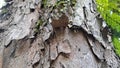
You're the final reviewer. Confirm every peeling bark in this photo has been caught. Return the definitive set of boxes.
[0,0,120,68]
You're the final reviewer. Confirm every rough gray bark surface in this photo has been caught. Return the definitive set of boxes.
[0,0,120,68]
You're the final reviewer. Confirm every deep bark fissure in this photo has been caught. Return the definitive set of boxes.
[0,0,120,68]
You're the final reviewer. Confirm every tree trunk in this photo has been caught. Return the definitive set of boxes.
[0,0,120,68]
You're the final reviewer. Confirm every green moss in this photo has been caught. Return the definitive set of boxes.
[34,19,43,33]
[55,0,76,7]
[41,0,47,8]
[53,0,76,13]
[36,19,43,28]
[40,0,77,18]
[1,8,8,14]
[71,0,77,7]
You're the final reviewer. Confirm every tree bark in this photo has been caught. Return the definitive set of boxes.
[0,0,120,68]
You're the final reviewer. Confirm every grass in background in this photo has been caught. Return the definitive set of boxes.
[96,0,120,56]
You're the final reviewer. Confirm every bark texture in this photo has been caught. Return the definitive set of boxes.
[0,0,120,68]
